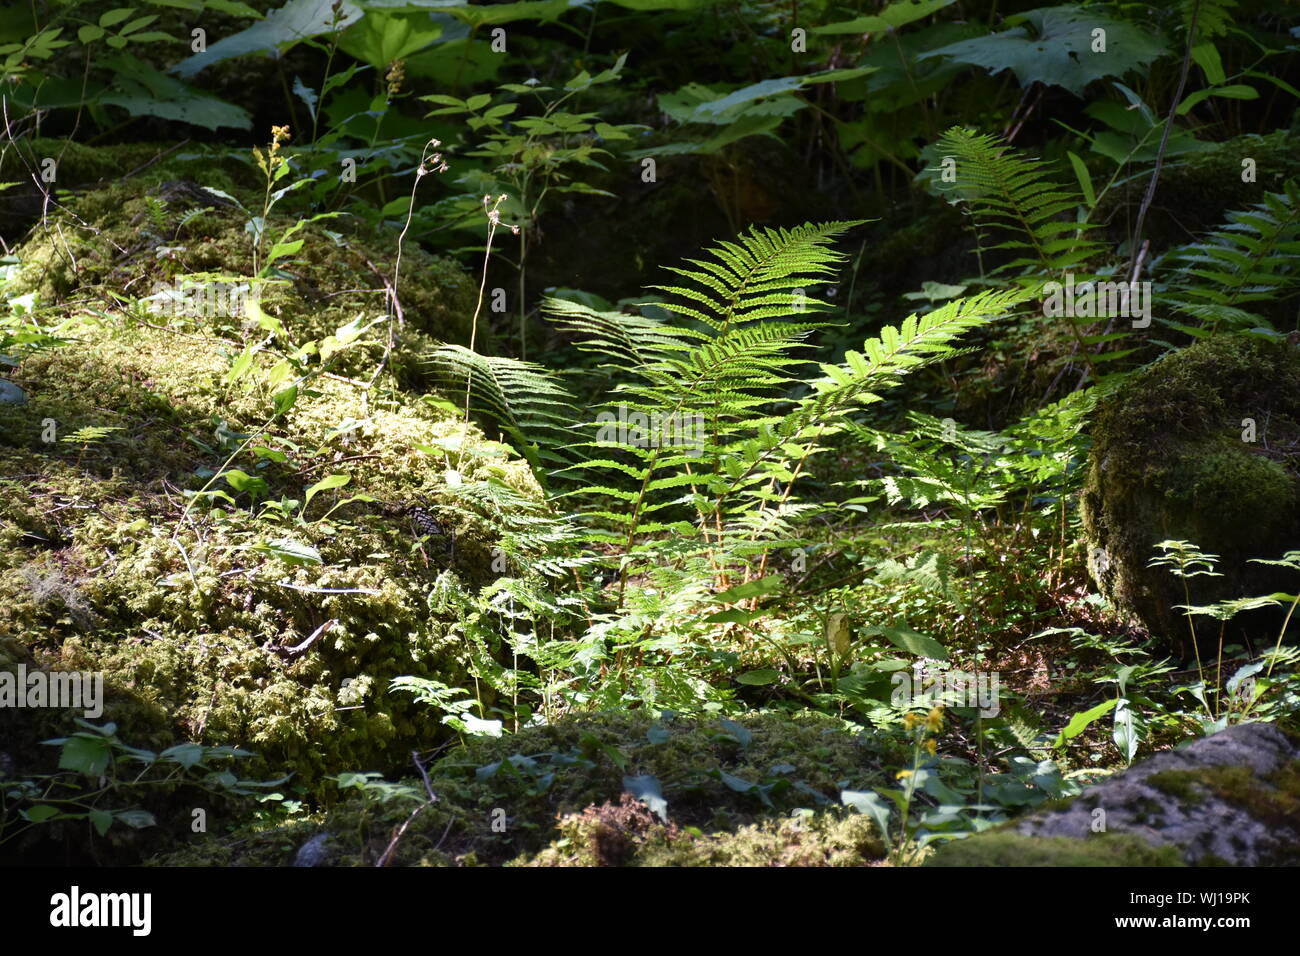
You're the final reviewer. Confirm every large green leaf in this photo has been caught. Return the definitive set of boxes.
[814,0,955,35]
[100,53,250,129]
[605,0,718,8]
[171,0,364,77]
[841,789,893,839]
[405,37,502,85]
[689,67,876,122]
[866,625,949,660]
[303,473,350,512]
[337,9,444,67]
[254,537,322,565]
[919,6,1167,97]
[1052,698,1118,748]
[58,735,112,776]
[439,0,569,27]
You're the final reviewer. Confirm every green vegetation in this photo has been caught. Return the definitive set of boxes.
[1,0,1299,869]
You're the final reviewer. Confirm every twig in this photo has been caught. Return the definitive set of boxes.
[115,139,192,185]
[374,803,428,867]
[272,618,336,659]
[273,581,383,595]
[374,751,441,867]
[1127,0,1202,285]
[413,751,439,804]
[290,453,382,477]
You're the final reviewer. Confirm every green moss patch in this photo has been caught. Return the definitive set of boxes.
[4,174,477,385]
[0,315,540,791]
[925,831,1186,867]
[149,710,894,866]
[1081,333,1300,650]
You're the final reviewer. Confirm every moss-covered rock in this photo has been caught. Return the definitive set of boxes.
[3,173,478,385]
[1080,334,1300,652]
[521,795,885,867]
[0,139,254,243]
[147,710,895,866]
[928,723,1300,866]
[0,313,540,797]
[927,831,1185,866]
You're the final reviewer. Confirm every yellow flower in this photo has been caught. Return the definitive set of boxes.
[253,126,292,177]
[385,59,405,98]
[903,712,923,731]
[924,738,937,756]
[896,769,913,780]
[925,705,945,733]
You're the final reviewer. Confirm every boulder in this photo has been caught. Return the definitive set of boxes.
[1080,334,1300,655]
[3,171,479,387]
[929,722,1300,866]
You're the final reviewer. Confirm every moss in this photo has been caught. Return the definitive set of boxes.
[520,800,885,867]
[1081,333,1300,651]
[146,710,891,866]
[925,831,1187,867]
[0,140,251,243]
[4,175,479,385]
[0,139,179,188]
[1096,130,1300,258]
[0,315,540,794]
[634,813,884,867]
[1167,444,1294,526]
[1146,769,1206,804]
[1195,761,1300,832]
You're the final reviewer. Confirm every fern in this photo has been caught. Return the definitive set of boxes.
[543,222,1036,607]
[545,222,862,594]
[423,344,578,479]
[1157,180,1300,334]
[785,288,1029,429]
[60,425,122,445]
[937,127,1103,277]
[1184,0,1236,39]
[143,196,170,236]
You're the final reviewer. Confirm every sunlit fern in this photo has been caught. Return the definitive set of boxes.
[423,344,578,480]
[1155,180,1300,335]
[544,222,1032,604]
[936,127,1103,278]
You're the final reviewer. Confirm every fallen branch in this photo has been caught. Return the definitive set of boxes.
[272,618,336,659]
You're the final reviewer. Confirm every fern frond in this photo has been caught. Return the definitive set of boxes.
[424,344,578,476]
[788,287,1032,431]
[542,297,694,369]
[647,220,866,332]
[1184,0,1236,38]
[1158,180,1300,333]
[143,196,169,235]
[938,127,1102,275]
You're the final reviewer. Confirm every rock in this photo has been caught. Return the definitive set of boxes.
[4,174,481,385]
[1081,334,1300,654]
[292,833,334,867]
[928,723,1300,866]
[1095,130,1300,263]
[0,380,26,405]
[0,318,539,793]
